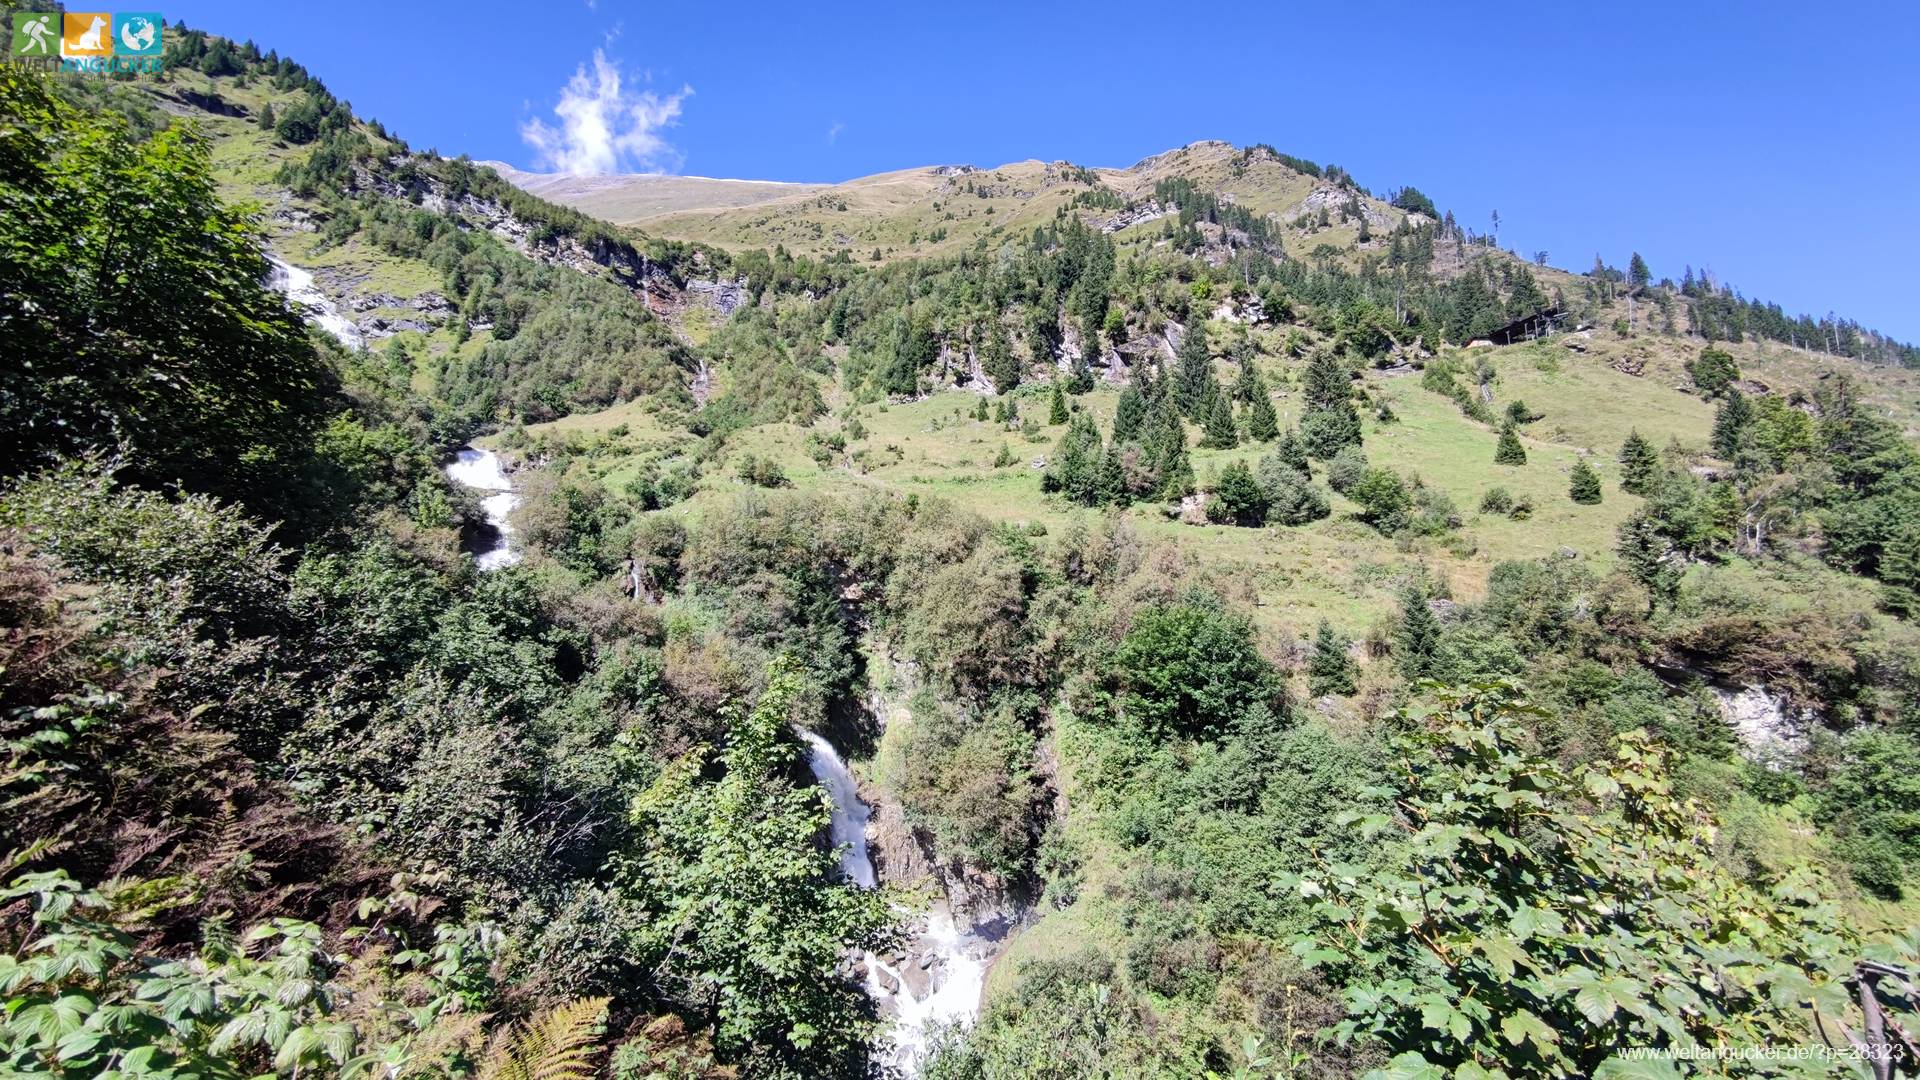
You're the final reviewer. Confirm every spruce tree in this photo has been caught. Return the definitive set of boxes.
[1275,427,1310,477]
[983,319,1021,393]
[1618,430,1659,494]
[1243,367,1280,442]
[1048,381,1069,425]
[1302,350,1351,414]
[1153,411,1194,499]
[1394,584,1442,680]
[1711,388,1753,459]
[1175,319,1213,417]
[1201,393,1239,449]
[1042,414,1104,505]
[972,397,990,422]
[1569,458,1603,504]
[1113,385,1147,445]
[1308,619,1357,696]
[1617,509,1680,610]
[1495,420,1528,466]
[257,101,276,132]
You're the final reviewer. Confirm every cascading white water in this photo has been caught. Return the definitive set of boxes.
[444,447,521,570]
[265,256,365,350]
[796,729,877,888]
[797,729,992,1074]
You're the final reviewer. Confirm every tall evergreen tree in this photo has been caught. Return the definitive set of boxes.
[1048,381,1069,425]
[1275,427,1310,477]
[1711,388,1754,459]
[1201,393,1239,449]
[1175,319,1214,417]
[1308,619,1357,696]
[1042,413,1104,505]
[1495,420,1528,466]
[1617,509,1681,610]
[1629,251,1652,290]
[1393,584,1442,680]
[1242,364,1279,442]
[1152,410,1194,499]
[983,319,1020,394]
[1112,384,1147,445]
[1618,430,1659,494]
[1569,458,1603,504]
[1301,350,1351,414]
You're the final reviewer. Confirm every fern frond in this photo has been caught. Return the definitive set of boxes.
[479,997,609,1080]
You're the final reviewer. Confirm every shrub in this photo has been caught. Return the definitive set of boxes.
[1480,487,1515,514]
[1109,599,1283,739]
[1325,446,1368,495]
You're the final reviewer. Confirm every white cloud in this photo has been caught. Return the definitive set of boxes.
[521,50,691,176]
[827,121,845,145]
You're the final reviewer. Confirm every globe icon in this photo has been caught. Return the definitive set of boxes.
[118,16,157,55]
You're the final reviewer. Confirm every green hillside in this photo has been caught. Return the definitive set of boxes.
[7,17,1920,1080]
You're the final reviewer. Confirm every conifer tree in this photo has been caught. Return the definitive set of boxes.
[1176,319,1214,417]
[1569,458,1603,504]
[1495,420,1528,466]
[1711,388,1753,459]
[1275,427,1310,477]
[257,101,276,131]
[1308,619,1357,696]
[1153,411,1194,499]
[1302,350,1351,414]
[1617,509,1681,610]
[1048,381,1069,425]
[1301,350,1362,458]
[972,397,990,422]
[1201,393,1239,449]
[1618,430,1659,494]
[1393,584,1442,680]
[993,398,1014,426]
[1042,414,1104,505]
[1242,366,1280,442]
[1112,384,1147,445]
[983,319,1021,393]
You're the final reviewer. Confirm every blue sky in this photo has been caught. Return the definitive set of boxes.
[168,0,1920,340]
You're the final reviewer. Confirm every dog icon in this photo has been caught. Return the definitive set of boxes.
[63,13,112,56]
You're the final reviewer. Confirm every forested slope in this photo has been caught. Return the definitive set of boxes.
[6,18,1920,1080]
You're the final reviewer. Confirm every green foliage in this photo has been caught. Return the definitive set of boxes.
[1308,620,1357,697]
[1047,382,1069,425]
[1206,461,1266,526]
[1479,487,1514,515]
[1687,345,1740,396]
[1568,459,1602,504]
[0,870,506,1080]
[1351,469,1412,534]
[620,659,898,1072]
[891,697,1038,877]
[1200,393,1239,450]
[1710,387,1754,459]
[1494,421,1528,466]
[1107,600,1284,740]
[1617,431,1659,495]
[0,70,328,515]
[1294,682,1914,1078]
[1392,585,1442,680]
[1815,729,1920,898]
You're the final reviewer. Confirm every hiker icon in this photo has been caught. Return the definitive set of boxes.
[13,13,55,54]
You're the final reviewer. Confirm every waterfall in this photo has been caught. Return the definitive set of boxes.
[795,729,877,888]
[797,728,992,1074]
[444,447,521,570]
[265,256,364,350]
